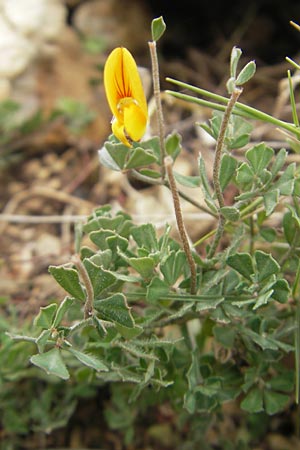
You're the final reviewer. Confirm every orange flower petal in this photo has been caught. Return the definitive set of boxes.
[123,102,147,142]
[104,47,148,145]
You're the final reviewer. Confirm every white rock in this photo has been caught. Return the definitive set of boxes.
[2,0,66,39]
[39,1,67,40]
[0,16,34,78]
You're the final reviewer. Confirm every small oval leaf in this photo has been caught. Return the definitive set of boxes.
[236,60,256,85]
[151,16,166,41]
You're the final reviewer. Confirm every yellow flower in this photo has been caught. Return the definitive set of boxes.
[104,47,148,147]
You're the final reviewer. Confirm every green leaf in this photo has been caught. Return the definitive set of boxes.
[229,133,251,149]
[174,171,201,188]
[236,162,254,187]
[196,378,222,397]
[236,60,256,85]
[30,348,70,380]
[230,46,242,79]
[241,328,278,350]
[274,162,295,195]
[101,142,129,170]
[220,206,240,222]
[271,278,290,303]
[220,154,237,190]
[246,143,274,175]
[151,16,166,41]
[283,210,299,244]
[49,265,86,301]
[269,371,294,392]
[136,136,161,160]
[68,347,108,372]
[165,132,182,160]
[126,256,156,278]
[139,168,161,178]
[115,324,143,339]
[184,390,218,414]
[90,229,128,253]
[90,215,125,232]
[89,250,112,270]
[131,223,158,251]
[53,297,74,327]
[263,189,279,216]
[34,303,57,328]
[36,330,52,353]
[146,276,170,303]
[94,293,135,328]
[83,259,116,298]
[253,289,273,310]
[195,297,224,312]
[93,315,107,337]
[124,147,157,169]
[160,250,186,285]
[264,390,290,415]
[254,250,280,282]
[241,388,263,413]
[187,352,201,391]
[271,148,287,177]
[227,253,254,281]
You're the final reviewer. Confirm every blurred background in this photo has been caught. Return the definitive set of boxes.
[0,0,300,448]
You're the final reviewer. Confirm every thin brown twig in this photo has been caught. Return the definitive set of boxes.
[165,156,197,294]
[207,87,242,258]
[149,40,166,179]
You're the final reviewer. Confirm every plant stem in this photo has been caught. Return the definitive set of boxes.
[149,40,166,179]
[207,87,242,258]
[165,156,197,294]
[72,254,94,319]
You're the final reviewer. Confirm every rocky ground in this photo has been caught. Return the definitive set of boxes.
[0,1,299,448]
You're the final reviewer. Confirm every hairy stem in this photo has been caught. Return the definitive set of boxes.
[149,40,166,179]
[165,156,197,294]
[208,87,242,258]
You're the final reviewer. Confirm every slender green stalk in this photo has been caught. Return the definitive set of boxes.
[239,197,263,218]
[287,70,300,127]
[72,254,94,319]
[165,156,197,294]
[207,87,242,258]
[286,57,300,71]
[249,216,255,255]
[149,40,166,178]
[166,77,300,138]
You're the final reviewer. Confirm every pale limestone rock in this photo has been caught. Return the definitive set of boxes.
[0,0,68,114]
[2,0,66,40]
[0,16,34,78]
[0,0,67,81]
